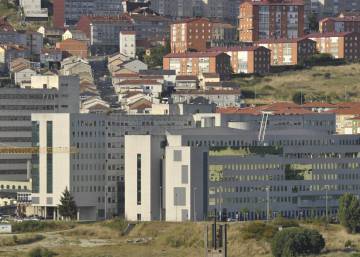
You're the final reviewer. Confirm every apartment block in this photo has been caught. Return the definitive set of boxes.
[208,46,271,74]
[238,0,305,42]
[307,32,360,61]
[76,15,134,52]
[124,110,360,222]
[0,75,79,183]
[129,14,170,44]
[305,0,360,18]
[171,18,213,53]
[256,37,317,66]
[320,16,360,33]
[30,113,196,219]
[53,0,124,28]
[163,52,231,80]
[150,0,193,18]
[172,89,243,107]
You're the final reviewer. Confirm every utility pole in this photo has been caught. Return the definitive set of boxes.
[325,185,328,220]
[266,186,270,222]
[193,187,197,221]
[160,186,162,221]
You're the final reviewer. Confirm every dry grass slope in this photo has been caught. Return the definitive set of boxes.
[1,221,360,257]
[233,63,360,104]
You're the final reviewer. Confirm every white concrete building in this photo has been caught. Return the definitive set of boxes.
[119,31,136,59]
[19,0,48,20]
[0,75,79,183]
[30,113,196,219]
[125,111,360,222]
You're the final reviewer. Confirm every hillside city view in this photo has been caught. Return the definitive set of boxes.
[1,0,360,256]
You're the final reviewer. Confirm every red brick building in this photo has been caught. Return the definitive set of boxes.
[171,18,213,53]
[238,0,305,42]
[255,37,316,66]
[208,46,271,74]
[319,16,360,33]
[307,32,360,62]
[53,0,65,28]
[56,39,88,58]
[163,52,231,80]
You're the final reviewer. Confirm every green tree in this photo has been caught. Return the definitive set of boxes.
[58,187,77,220]
[271,227,325,257]
[144,44,170,68]
[28,247,56,257]
[292,91,305,105]
[338,193,360,233]
[308,13,319,32]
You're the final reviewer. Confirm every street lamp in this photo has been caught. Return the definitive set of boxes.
[324,185,329,220]
[265,186,270,222]
[193,187,197,221]
[160,186,162,221]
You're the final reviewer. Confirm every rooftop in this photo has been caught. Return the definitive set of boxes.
[164,52,225,58]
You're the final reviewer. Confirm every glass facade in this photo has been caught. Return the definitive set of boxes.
[31,121,40,193]
[137,154,141,205]
[47,121,53,194]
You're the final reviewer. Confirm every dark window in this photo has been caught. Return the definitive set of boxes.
[137,154,141,205]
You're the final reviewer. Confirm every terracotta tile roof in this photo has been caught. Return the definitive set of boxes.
[208,46,267,52]
[173,89,241,95]
[348,116,360,121]
[216,107,262,115]
[123,91,143,98]
[118,79,162,85]
[256,37,311,44]
[0,44,27,51]
[85,15,133,23]
[128,99,152,110]
[171,17,210,25]
[242,0,304,6]
[164,52,225,58]
[114,73,140,78]
[321,16,360,22]
[301,102,336,108]
[307,32,357,38]
[176,75,198,80]
[202,73,220,78]
[325,107,360,115]
[129,13,170,22]
[120,31,136,35]
[334,102,360,108]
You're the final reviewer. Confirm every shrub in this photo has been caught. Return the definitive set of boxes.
[271,227,325,257]
[242,222,277,241]
[272,217,299,228]
[345,240,354,248]
[101,218,128,233]
[12,221,75,233]
[0,234,44,246]
[28,247,56,257]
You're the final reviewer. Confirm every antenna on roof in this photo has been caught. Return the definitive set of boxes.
[258,111,270,144]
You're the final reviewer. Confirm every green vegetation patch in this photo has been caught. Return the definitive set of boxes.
[12,221,75,233]
[285,164,312,180]
[209,146,283,157]
[0,234,44,246]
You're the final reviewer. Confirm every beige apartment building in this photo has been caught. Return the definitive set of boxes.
[256,37,317,66]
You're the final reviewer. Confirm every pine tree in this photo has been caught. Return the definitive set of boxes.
[58,187,77,220]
